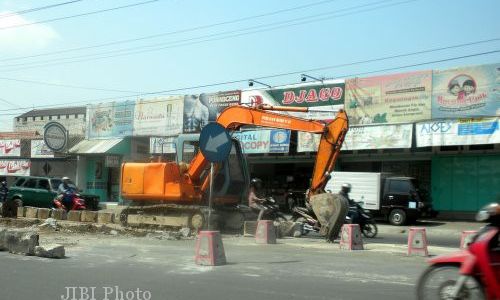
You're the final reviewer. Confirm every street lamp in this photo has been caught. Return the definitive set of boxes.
[301,74,323,83]
[248,79,271,88]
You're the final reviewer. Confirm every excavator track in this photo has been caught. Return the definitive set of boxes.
[119,203,253,231]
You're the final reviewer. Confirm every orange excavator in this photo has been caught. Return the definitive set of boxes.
[120,104,349,241]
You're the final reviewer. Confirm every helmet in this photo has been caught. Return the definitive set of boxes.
[250,178,263,189]
[1,181,6,186]
[476,203,500,223]
[341,183,351,193]
[62,177,70,181]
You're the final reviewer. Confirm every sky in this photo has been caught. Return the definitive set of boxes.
[0,0,499,131]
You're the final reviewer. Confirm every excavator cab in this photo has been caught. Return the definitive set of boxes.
[176,134,250,205]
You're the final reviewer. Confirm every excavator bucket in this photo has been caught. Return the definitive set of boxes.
[309,193,349,242]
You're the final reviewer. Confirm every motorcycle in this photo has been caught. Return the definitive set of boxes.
[53,190,87,211]
[347,201,378,238]
[291,204,321,235]
[260,197,288,222]
[416,203,500,300]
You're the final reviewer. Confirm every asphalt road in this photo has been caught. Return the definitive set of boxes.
[0,230,440,300]
[0,219,482,300]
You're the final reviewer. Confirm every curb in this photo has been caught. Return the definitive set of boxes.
[17,206,117,225]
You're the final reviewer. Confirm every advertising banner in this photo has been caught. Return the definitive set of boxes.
[134,96,184,136]
[0,139,21,157]
[345,70,432,125]
[343,124,413,150]
[0,160,30,176]
[416,117,499,147]
[183,91,241,133]
[432,63,500,118]
[31,140,54,158]
[88,100,134,138]
[241,80,345,120]
[234,129,290,154]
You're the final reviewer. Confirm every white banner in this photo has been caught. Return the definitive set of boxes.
[344,124,413,150]
[0,160,30,176]
[31,140,54,158]
[416,117,499,147]
[233,129,290,154]
[134,97,184,136]
[0,139,21,157]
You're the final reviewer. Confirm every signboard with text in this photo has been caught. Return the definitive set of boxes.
[233,129,290,154]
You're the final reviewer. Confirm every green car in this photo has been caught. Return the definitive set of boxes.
[7,176,100,210]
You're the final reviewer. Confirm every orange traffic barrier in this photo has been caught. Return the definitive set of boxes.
[460,230,478,249]
[255,220,276,244]
[339,224,364,250]
[194,231,226,266]
[407,227,429,256]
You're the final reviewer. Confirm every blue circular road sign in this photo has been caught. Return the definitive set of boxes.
[199,123,232,162]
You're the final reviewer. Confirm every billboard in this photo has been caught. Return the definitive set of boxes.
[0,160,30,176]
[416,117,499,147]
[134,96,184,136]
[343,124,413,150]
[233,129,290,154]
[345,70,432,125]
[241,80,345,120]
[88,100,134,138]
[183,91,241,133]
[0,139,21,157]
[31,140,54,158]
[432,63,500,118]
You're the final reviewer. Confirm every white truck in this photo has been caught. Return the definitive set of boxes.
[326,171,435,225]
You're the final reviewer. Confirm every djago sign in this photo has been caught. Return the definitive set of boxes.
[199,123,232,163]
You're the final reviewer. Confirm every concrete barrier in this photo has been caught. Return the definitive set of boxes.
[67,211,81,222]
[81,211,98,223]
[25,207,38,219]
[97,212,115,224]
[51,209,66,220]
[243,221,258,236]
[37,208,50,219]
[17,207,26,218]
[2,228,39,255]
[35,244,65,258]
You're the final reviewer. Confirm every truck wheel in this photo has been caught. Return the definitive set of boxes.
[389,209,406,226]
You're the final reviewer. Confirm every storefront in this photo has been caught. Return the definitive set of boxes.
[70,138,131,202]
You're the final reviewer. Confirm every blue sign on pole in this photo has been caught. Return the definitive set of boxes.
[199,123,232,162]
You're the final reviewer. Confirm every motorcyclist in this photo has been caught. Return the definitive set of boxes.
[248,178,268,221]
[57,177,77,209]
[340,183,360,224]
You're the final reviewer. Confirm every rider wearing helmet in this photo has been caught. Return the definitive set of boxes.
[248,178,268,221]
[57,177,77,208]
[340,183,359,224]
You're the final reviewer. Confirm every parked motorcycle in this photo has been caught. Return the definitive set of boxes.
[416,202,500,300]
[260,197,288,222]
[347,201,378,238]
[291,205,321,235]
[53,191,87,211]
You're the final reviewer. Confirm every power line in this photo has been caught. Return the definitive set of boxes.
[0,0,84,19]
[0,0,416,72]
[0,0,339,63]
[0,97,20,108]
[0,48,497,115]
[0,0,160,31]
[0,76,144,93]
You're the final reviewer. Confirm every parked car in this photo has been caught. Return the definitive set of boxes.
[7,176,100,210]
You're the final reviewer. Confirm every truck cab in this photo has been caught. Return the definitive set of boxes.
[381,176,433,225]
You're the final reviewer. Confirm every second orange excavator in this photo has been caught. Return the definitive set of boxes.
[120,104,349,241]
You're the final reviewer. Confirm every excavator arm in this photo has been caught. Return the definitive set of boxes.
[187,104,349,241]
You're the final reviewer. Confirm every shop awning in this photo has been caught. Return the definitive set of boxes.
[69,138,126,154]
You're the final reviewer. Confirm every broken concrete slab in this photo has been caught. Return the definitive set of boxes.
[276,221,303,238]
[34,244,65,258]
[4,228,39,255]
[81,211,98,222]
[37,208,50,219]
[179,227,191,238]
[97,212,115,224]
[67,211,81,222]
[25,207,38,219]
[38,218,58,230]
